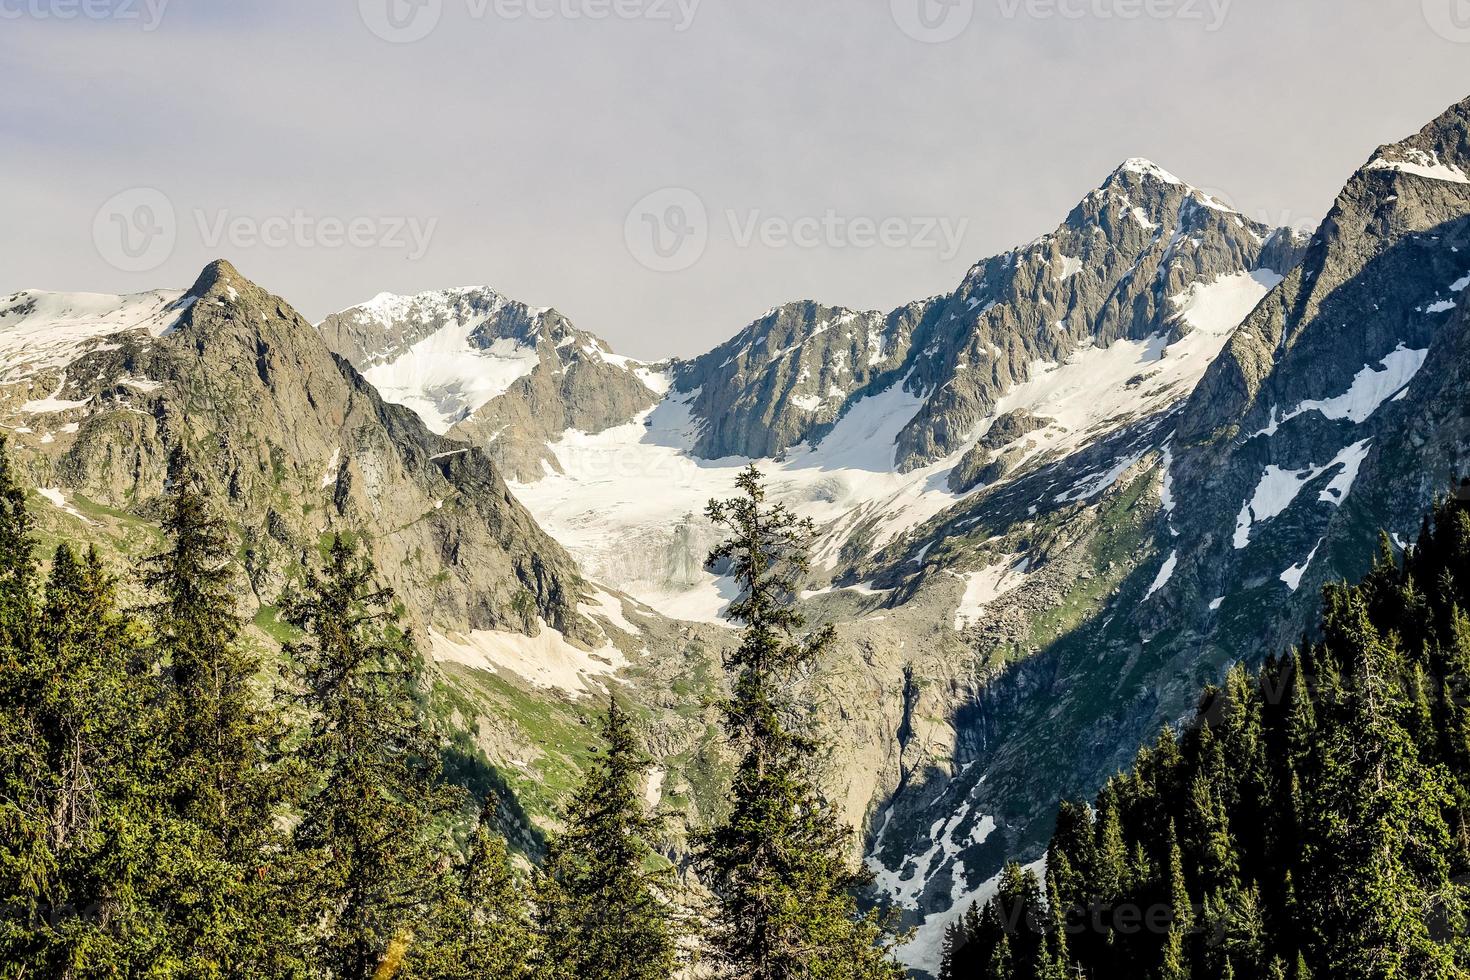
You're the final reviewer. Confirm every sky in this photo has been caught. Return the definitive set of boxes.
[3,0,1469,360]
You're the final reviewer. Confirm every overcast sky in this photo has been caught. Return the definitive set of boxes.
[3,0,1468,359]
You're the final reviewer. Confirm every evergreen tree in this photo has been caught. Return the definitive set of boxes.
[0,437,42,961]
[141,460,274,838]
[1159,822,1192,980]
[407,798,537,980]
[696,465,904,980]
[1301,589,1462,979]
[0,436,35,655]
[283,535,461,979]
[6,546,173,975]
[140,464,298,974]
[1024,492,1470,980]
[537,696,677,980]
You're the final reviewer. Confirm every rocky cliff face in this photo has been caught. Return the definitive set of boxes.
[671,299,937,460]
[4,261,596,644]
[319,288,662,481]
[890,160,1305,471]
[663,162,1305,472]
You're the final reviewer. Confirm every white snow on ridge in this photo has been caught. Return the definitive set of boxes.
[0,289,192,382]
[428,619,628,698]
[1253,345,1427,434]
[952,559,1031,629]
[1366,148,1470,185]
[1120,158,1184,186]
[1233,441,1371,549]
[362,321,540,434]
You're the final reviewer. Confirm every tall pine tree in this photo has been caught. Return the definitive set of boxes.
[407,798,538,980]
[537,696,678,980]
[283,535,461,978]
[139,460,299,974]
[697,464,904,980]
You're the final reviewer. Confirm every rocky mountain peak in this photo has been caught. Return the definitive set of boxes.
[185,257,248,299]
[319,284,664,480]
[888,159,1304,470]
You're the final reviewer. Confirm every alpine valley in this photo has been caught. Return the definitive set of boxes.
[7,94,1470,976]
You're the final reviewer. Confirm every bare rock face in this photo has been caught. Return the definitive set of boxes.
[6,260,594,644]
[670,299,937,460]
[665,163,1305,472]
[947,409,1048,492]
[890,161,1306,471]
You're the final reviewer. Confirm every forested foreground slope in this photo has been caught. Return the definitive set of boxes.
[944,493,1470,980]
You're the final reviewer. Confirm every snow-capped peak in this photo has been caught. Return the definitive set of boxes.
[1116,157,1186,187]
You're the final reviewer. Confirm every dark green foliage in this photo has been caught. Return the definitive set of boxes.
[0,438,562,978]
[696,464,905,980]
[140,464,302,975]
[1,543,174,975]
[282,534,463,978]
[946,498,1470,980]
[537,696,677,980]
[406,798,538,980]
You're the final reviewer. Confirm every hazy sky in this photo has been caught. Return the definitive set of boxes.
[3,0,1468,359]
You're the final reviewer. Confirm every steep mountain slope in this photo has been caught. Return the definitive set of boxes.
[319,288,664,482]
[846,95,1470,973]
[0,261,727,844]
[3,261,589,642]
[671,299,936,461]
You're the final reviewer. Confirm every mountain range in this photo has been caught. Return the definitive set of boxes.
[4,93,1469,976]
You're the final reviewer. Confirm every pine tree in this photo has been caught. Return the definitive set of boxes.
[139,463,298,974]
[696,465,904,980]
[284,535,461,979]
[1301,589,1462,979]
[141,460,273,838]
[1040,875,1072,980]
[1159,821,1192,980]
[537,696,677,980]
[0,436,35,654]
[8,546,174,975]
[0,437,43,961]
[407,798,537,979]
[992,863,1046,980]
